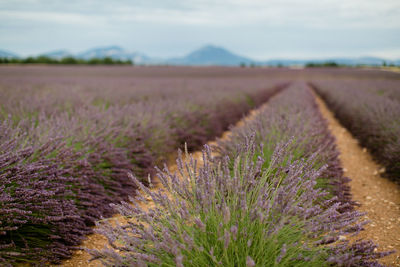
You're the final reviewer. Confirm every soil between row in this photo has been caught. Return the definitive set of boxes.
[313,90,400,266]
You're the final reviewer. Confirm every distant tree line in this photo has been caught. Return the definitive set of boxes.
[239,62,260,68]
[0,56,133,65]
[305,61,339,68]
[306,61,399,68]
[381,61,397,67]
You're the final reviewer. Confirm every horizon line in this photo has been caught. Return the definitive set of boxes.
[1,44,400,61]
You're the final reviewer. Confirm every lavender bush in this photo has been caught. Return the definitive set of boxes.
[89,83,390,266]
[217,83,352,207]
[310,81,400,180]
[308,79,400,102]
[0,66,286,265]
[0,119,88,265]
[89,144,387,266]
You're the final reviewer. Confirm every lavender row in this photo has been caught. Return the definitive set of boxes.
[217,82,352,208]
[310,80,400,180]
[217,83,388,264]
[309,79,400,103]
[90,83,389,266]
[0,70,286,265]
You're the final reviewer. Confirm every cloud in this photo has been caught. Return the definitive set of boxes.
[1,0,399,28]
[0,10,103,26]
[0,0,399,58]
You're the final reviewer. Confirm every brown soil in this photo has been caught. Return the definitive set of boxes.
[313,89,400,266]
[57,99,268,267]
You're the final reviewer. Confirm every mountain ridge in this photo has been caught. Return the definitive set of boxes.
[167,45,254,66]
[0,49,19,59]
[1,46,399,66]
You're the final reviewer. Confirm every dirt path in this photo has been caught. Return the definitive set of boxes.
[58,98,268,267]
[312,89,400,266]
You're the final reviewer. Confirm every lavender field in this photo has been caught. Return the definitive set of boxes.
[0,66,399,266]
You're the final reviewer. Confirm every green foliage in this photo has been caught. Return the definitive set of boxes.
[305,61,339,68]
[0,56,133,65]
[244,95,256,108]
[2,224,54,264]
[60,57,80,64]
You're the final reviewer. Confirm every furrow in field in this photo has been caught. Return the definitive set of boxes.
[312,88,400,266]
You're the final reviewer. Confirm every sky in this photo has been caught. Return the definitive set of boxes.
[1,0,400,60]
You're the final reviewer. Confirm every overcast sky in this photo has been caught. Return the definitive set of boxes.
[1,0,400,59]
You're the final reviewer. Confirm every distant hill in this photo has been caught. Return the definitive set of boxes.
[78,46,127,59]
[167,45,254,66]
[0,49,19,59]
[77,46,153,64]
[41,50,73,60]
[1,45,399,66]
[38,46,154,64]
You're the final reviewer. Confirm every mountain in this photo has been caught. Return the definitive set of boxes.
[167,45,254,66]
[1,45,399,66]
[0,49,19,58]
[41,50,73,59]
[78,46,127,59]
[76,45,153,64]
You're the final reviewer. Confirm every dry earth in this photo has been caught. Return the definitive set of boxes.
[313,89,400,266]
